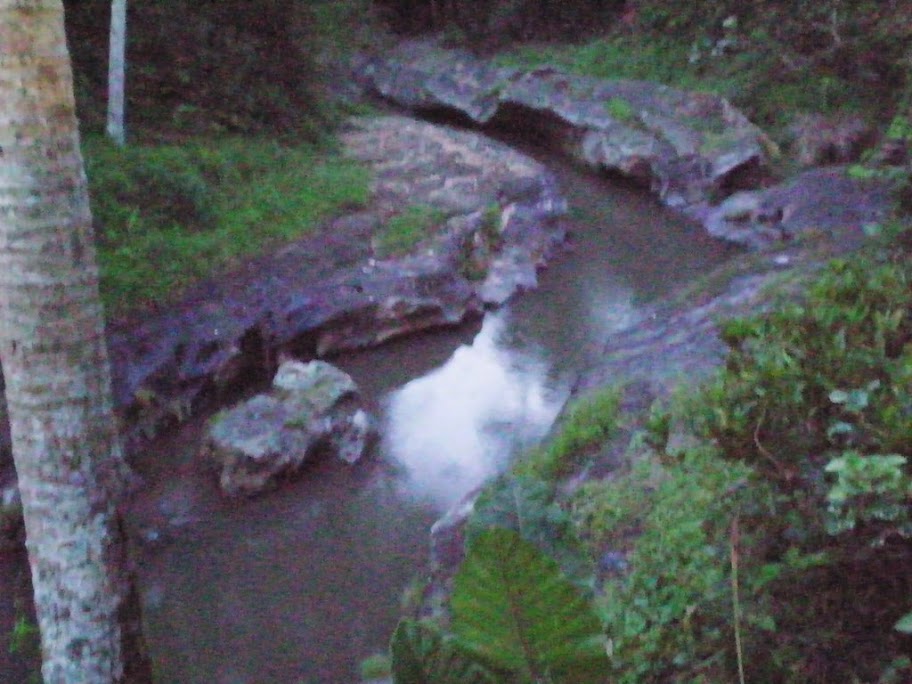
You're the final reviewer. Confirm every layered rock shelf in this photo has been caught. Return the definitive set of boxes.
[357,40,773,215]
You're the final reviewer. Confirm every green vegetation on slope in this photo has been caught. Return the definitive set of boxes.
[486,1,911,154]
[572,447,777,682]
[84,136,370,313]
[496,34,876,141]
[512,386,621,482]
[556,254,912,681]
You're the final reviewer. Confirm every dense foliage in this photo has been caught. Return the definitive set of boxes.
[689,254,912,679]
[561,253,912,681]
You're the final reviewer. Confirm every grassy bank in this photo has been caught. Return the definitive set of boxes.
[84,136,371,314]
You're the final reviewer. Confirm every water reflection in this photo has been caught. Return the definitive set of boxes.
[384,311,567,508]
[586,278,639,347]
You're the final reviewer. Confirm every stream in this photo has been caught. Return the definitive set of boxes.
[0,139,735,683]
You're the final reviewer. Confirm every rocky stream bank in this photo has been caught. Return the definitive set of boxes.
[0,44,898,590]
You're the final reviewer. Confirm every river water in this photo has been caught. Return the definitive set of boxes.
[0,145,734,683]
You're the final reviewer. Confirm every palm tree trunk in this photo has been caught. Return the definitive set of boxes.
[0,1,151,681]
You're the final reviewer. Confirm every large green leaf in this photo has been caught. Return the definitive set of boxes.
[452,528,609,683]
[390,619,498,684]
[466,475,595,592]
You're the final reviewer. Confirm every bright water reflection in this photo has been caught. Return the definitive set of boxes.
[383,311,567,508]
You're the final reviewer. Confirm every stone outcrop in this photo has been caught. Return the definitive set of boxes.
[705,167,893,250]
[788,113,875,168]
[99,116,565,442]
[203,360,374,496]
[356,40,773,214]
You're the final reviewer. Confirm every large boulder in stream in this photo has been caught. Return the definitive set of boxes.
[203,361,375,497]
[357,40,773,214]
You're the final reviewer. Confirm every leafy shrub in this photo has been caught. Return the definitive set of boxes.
[688,254,912,679]
[571,447,782,682]
[824,451,911,535]
[698,256,912,494]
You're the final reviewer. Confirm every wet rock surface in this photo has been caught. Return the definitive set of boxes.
[203,360,374,497]
[356,40,772,213]
[705,167,893,250]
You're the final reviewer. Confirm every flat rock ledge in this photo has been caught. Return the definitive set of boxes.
[705,167,894,250]
[203,360,374,497]
[356,40,772,214]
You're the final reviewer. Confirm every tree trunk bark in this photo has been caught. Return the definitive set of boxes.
[106,0,128,146]
[0,1,151,681]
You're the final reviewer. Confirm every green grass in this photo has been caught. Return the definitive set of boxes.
[495,36,693,86]
[375,204,449,258]
[604,96,636,123]
[83,136,371,313]
[513,386,621,481]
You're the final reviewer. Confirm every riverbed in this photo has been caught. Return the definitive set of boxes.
[0,137,735,684]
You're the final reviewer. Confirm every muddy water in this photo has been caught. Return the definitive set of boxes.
[0,150,734,684]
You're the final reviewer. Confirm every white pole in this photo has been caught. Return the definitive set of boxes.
[106,0,127,146]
